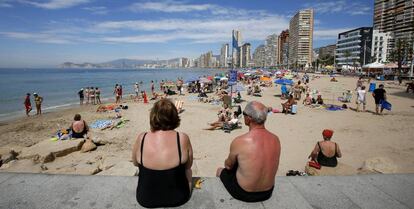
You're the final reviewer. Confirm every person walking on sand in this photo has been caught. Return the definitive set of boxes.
[216,101,281,202]
[85,87,90,104]
[78,88,84,105]
[24,93,32,117]
[372,84,387,115]
[33,93,43,115]
[90,87,95,105]
[134,82,140,100]
[95,87,101,105]
[151,80,155,95]
[356,86,366,112]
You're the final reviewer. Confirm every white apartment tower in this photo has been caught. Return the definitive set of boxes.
[220,43,229,68]
[265,34,279,67]
[288,9,314,68]
[371,29,392,63]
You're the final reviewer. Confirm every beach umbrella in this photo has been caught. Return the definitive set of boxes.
[199,77,212,84]
[283,74,293,79]
[185,77,199,83]
[260,76,272,82]
[274,79,294,85]
[207,76,213,80]
[220,77,228,81]
[214,76,221,80]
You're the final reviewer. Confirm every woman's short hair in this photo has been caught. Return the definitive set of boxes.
[150,99,180,131]
[74,114,81,121]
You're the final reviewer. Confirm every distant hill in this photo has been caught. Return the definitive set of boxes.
[60,58,180,69]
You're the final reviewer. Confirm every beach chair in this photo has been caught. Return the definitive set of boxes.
[175,100,184,113]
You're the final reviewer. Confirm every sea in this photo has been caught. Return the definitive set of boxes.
[0,68,221,121]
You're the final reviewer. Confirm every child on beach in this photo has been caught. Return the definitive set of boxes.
[356,86,366,112]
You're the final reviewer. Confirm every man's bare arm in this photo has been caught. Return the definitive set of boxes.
[224,138,239,170]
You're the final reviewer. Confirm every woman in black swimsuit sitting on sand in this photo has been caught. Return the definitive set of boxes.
[308,129,342,167]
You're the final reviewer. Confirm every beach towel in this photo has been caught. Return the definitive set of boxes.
[90,120,113,129]
[325,105,343,111]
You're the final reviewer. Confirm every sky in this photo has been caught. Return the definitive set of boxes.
[0,0,374,68]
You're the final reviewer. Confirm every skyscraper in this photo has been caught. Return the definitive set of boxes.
[278,30,289,67]
[232,30,242,68]
[253,45,266,67]
[288,9,314,68]
[220,43,229,68]
[373,0,414,66]
[265,34,279,67]
[373,0,414,45]
[241,43,251,68]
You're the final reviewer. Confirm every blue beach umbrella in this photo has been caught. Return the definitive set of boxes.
[185,77,199,83]
[274,79,293,85]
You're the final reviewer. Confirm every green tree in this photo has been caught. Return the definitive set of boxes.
[389,39,409,74]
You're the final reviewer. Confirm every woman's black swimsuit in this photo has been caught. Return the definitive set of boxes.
[71,121,88,138]
[136,132,190,208]
[219,163,274,202]
[317,142,338,167]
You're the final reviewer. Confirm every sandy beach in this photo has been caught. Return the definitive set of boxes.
[1,74,413,177]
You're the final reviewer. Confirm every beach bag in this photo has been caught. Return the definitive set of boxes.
[291,105,297,114]
[81,139,97,153]
[380,100,392,111]
[308,160,321,169]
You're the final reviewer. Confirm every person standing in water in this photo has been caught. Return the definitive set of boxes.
[33,93,43,115]
[24,93,32,117]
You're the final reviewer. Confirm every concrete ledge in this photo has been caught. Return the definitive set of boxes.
[0,173,413,209]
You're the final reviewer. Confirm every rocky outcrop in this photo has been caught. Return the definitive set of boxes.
[20,139,85,163]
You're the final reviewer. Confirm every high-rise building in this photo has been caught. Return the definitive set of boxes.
[265,34,279,67]
[278,30,289,67]
[253,45,266,67]
[371,29,392,63]
[240,43,251,68]
[232,30,242,68]
[220,43,229,68]
[288,9,314,68]
[373,0,414,46]
[335,27,373,67]
[317,44,336,58]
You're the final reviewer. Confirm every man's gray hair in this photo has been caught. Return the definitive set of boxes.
[244,101,267,125]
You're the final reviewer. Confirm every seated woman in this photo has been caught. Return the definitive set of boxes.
[281,95,296,114]
[132,99,193,208]
[218,104,231,122]
[330,77,338,82]
[303,93,312,106]
[205,113,239,130]
[308,129,342,167]
[70,114,89,139]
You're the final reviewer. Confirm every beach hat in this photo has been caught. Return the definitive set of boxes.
[322,129,334,138]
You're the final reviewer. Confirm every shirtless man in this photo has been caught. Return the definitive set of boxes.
[216,101,281,202]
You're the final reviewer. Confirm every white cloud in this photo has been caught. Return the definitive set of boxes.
[22,0,91,9]
[304,0,371,16]
[314,28,352,40]
[0,32,73,44]
[129,0,215,13]
[0,0,13,7]
[95,15,289,44]
[83,6,108,15]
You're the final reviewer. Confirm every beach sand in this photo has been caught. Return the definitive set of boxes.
[1,74,413,177]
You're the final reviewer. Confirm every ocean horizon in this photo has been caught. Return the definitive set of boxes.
[0,68,221,121]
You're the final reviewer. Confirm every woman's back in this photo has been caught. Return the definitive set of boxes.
[317,141,338,167]
[134,131,192,208]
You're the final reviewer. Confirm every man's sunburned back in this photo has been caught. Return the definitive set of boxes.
[72,120,85,133]
[234,128,281,192]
